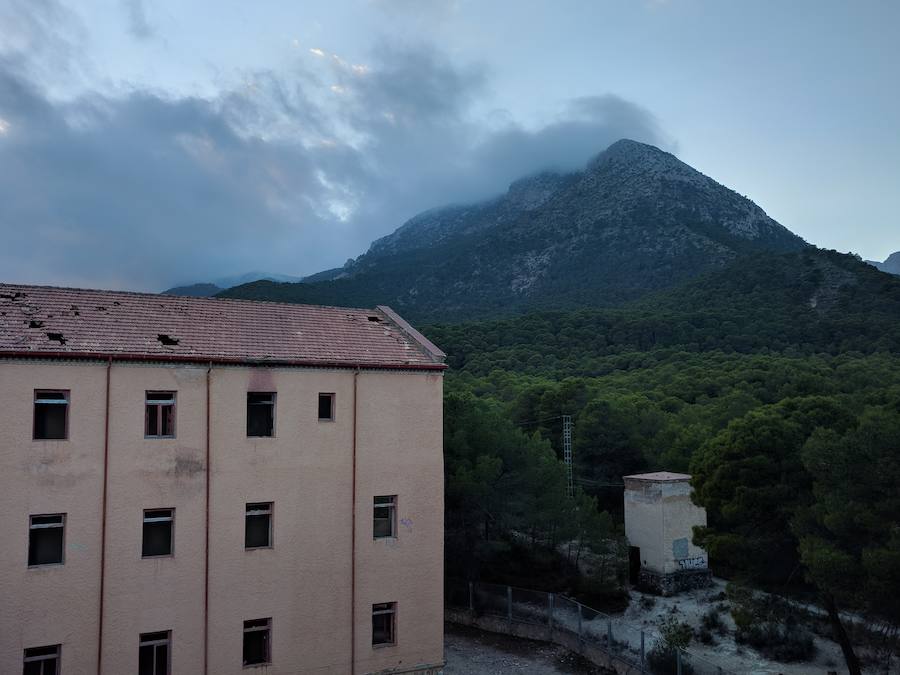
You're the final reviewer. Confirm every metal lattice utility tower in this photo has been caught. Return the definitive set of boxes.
[562,414,574,497]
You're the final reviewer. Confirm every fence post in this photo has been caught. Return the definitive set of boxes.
[577,603,583,652]
[640,630,645,673]
[607,619,613,655]
[548,593,554,641]
[507,586,513,632]
[468,581,474,612]
[676,649,683,675]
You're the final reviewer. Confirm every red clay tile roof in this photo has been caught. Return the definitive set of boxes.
[0,284,446,369]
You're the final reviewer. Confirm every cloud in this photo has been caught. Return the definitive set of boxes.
[0,13,669,291]
[123,0,153,40]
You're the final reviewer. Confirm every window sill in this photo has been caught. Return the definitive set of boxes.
[32,438,69,442]
[144,436,177,440]
[372,643,397,650]
[27,562,65,569]
[243,662,272,669]
[141,554,174,559]
[244,546,273,551]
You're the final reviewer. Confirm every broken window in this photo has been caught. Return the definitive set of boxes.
[28,514,65,567]
[247,393,275,437]
[142,509,174,558]
[23,645,60,675]
[139,631,170,675]
[318,393,335,421]
[33,390,68,440]
[373,496,396,539]
[242,618,271,666]
[372,602,396,647]
[145,392,176,438]
[245,502,273,549]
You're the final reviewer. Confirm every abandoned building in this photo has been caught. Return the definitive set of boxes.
[623,471,712,595]
[0,283,446,675]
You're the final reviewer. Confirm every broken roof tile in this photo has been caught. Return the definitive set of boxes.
[0,284,446,370]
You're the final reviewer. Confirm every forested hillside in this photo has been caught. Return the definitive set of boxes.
[435,251,900,671]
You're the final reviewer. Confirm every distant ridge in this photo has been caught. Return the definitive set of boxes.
[868,251,900,275]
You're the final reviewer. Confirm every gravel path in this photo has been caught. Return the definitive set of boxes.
[443,623,607,674]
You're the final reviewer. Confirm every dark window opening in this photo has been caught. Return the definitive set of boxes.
[142,509,174,557]
[245,502,273,549]
[29,320,44,328]
[247,393,275,437]
[145,392,176,438]
[372,602,396,646]
[139,631,170,675]
[34,390,68,440]
[46,332,66,344]
[28,514,65,567]
[318,393,335,421]
[367,315,381,322]
[243,618,271,666]
[23,645,60,675]
[157,334,179,346]
[373,496,396,539]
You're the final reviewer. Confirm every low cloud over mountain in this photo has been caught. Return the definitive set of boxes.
[0,0,667,291]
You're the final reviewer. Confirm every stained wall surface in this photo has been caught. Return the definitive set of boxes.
[623,476,708,575]
[0,359,444,675]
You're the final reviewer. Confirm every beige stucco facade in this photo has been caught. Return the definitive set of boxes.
[0,358,444,674]
[623,472,709,594]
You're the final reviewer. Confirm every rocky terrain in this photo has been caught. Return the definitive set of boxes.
[222,139,808,321]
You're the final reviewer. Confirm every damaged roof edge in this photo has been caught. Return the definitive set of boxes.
[376,305,447,362]
[0,350,448,371]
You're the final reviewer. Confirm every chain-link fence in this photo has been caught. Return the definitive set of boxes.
[447,579,732,674]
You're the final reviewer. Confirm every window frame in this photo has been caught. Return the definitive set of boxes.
[142,508,175,558]
[144,391,177,439]
[373,495,397,540]
[33,389,70,441]
[371,602,397,648]
[23,644,61,675]
[242,617,272,667]
[317,392,335,422]
[138,630,171,675]
[28,513,66,568]
[246,392,276,438]
[244,502,274,550]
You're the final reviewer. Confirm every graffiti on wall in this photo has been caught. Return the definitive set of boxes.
[677,556,707,570]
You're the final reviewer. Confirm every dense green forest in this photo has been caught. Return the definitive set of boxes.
[434,257,900,672]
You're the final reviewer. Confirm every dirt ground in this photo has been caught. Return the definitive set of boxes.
[443,623,607,675]
[621,578,850,674]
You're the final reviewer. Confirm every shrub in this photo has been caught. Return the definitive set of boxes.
[700,608,727,635]
[647,617,695,675]
[735,622,816,662]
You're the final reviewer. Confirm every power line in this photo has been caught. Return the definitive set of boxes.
[513,414,565,427]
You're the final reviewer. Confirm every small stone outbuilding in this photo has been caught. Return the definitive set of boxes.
[623,472,711,595]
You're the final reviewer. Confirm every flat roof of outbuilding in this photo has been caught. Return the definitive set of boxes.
[0,283,446,370]
[624,471,691,482]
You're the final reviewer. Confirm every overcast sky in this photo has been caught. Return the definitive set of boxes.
[1,0,898,290]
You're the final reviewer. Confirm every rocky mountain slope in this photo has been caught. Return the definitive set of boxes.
[223,139,808,321]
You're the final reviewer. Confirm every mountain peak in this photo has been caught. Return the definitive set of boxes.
[242,138,808,321]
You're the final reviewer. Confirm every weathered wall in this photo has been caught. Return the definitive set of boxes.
[623,478,708,577]
[0,359,444,675]
[0,360,106,674]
